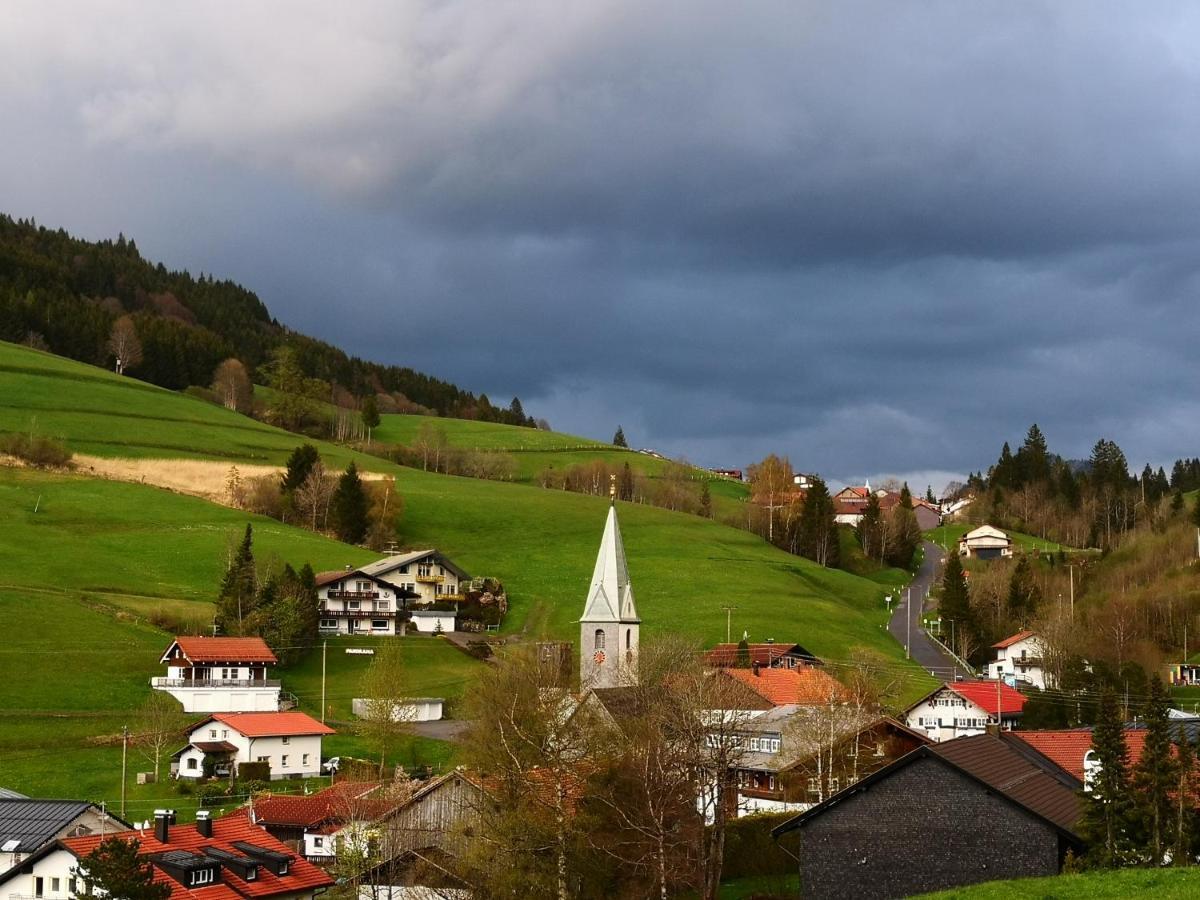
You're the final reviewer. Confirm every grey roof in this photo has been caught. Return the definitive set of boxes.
[580,504,639,624]
[0,789,28,801]
[360,550,470,582]
[0,800,104,853]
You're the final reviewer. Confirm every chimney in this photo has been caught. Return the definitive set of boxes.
[752,662,760,677]
[195,809,213,838]
[153,809,171,844]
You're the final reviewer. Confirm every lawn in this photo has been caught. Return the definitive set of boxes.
[924,522,1075,555]
[915,868,1200,898]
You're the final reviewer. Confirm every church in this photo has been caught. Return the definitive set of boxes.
[578,485,640,690]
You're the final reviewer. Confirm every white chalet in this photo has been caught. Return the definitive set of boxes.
[315,551,469,636]
[152,636,281,713]
[958,525,1013,560]
[986,630,1049,690]
[173,711,334,780]
[903,681,1025,743]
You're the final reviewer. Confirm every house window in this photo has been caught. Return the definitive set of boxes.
[626,629,631,650]
[770,739,780,753]
[187,758,198,770]
[398,565,409,574]
[375,600,389,611]
[303,753,310,766]
[830,777,839,792]
[320,618,338,628]
[314,836,324,848]
[257,755,269,763]
[807,777,818,794]
[749,738,760,752]
[594,630,606,651]
[348,601,360,610]
[281,755,289,767]
[68,879,76,896]
[372,619,388,630]
[222,730,228,739]
[191,869,213,886]
[281,736,290,744]
[875,741,885,757]
[357,580,372,592]
[52,878,60,892]
[768,776,776,790]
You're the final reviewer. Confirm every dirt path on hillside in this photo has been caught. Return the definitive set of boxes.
[73,454,389,507]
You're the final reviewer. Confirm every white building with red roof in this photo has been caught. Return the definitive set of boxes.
[986,630,1049,689]
[903,681,1026,742]
[173,712,334,781]
[152,637,281,713]
[251,782,383,863]
[0,808,333,900]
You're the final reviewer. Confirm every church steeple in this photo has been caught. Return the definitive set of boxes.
[580,488,640,689]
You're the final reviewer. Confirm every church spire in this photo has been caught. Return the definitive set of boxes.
[579,502,639,624]
[579,499,641,690]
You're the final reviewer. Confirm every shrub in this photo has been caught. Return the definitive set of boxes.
[720,813,794,879]
[0,432,73,468]
[197,783,228,808]
[243,476,284,518]
[236,761,270,782]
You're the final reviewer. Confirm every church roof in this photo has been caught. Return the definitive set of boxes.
[580,504,639,624]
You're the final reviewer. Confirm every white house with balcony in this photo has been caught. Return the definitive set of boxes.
[986,630,1049,689]
[904,681,1026,742]
[315,550,469,636]
[151,636,281,713]
[172,711,334,780]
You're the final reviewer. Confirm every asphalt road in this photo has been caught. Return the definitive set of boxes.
[887,540,973,682]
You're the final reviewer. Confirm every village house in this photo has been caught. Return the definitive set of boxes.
[958,524,1013,560]
[0,809,333,900]
[987,630,1050,689]
[315,550,469,636]
[407,609,457,634]
[0,800,129,877]
[351,697,445,723]
[172,711,334,781]
[252,782,384,863]
[830,485,940,529]
[1168,651,1200,686]
[941,495,975,519]
[151,636,281,713]
[721,663,849,708]
[730,713,927,817]
[903,681,1025,742]
[771,733,1083,899]
[703,641,822,669]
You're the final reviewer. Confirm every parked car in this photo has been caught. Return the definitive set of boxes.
[321,756,341,774]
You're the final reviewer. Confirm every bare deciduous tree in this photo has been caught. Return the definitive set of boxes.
[357,641,413,778]
[211,358,254,413]
[293,462,333,530]
[134,691,184,783]
[108,315,143,375]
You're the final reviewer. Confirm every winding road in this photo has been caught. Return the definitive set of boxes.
[887,540,973,682]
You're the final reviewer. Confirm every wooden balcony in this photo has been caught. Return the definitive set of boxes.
[327,589,380,599]
[152,677,281,688]
[415,573,444,584]
[321,608,397,619]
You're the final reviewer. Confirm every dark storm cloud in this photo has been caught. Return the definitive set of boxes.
[3,1,1200,483]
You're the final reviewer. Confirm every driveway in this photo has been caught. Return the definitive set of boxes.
[887,541,973,682]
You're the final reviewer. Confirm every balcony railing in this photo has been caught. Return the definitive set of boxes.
[415,573,443,583]
[327,590,380,599]
[320,608,396,619]
[152,677,281,689]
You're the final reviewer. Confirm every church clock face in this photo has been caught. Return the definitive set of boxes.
[593,650,606,665]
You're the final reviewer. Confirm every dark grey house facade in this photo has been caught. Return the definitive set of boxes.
[772,737,1082,900]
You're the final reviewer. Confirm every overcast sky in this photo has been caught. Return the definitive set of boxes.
[4,2,1200,491]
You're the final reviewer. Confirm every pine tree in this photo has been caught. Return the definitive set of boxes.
[797,476,839,567]
[281,444,320,494]
[508,397,525,423]
[76,837,171,900]
[938,553,977,658]
[856,492,884,561]
[1173,729,1196,866]
[613,426,628,448]
[699,480,712,518]
[899,482,913,509]
[735,637,751,668]
[1019,424,1051,484]
[1079,686,1134,867]
[215,524,256,635]
[925,485,936,503]
[361,395,380,445]
[1133,676,1177,865]
[331,462,369,544]
[1007,555,1041,623]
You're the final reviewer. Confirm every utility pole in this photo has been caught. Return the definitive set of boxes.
[721,606,738,645]
[905,588,912,660]
[320,640,328,724]
[120,725,129,818]
[1068,563,1075,617]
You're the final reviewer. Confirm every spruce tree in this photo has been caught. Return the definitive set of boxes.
[613,426,628,448]
[77,838,170,900]
[331,462,369,544]
[938,553,976,657]
[1173,729,1196,866]
[1007,555,1041,623]
[735,637,751,668]
[699,480,712,519]
[899,482,913,508]
[361,395,380,445]
[798,476,839,567]
[925,485,936,503]
[281,444,320,494]
[1079,686,1133,867]
[618,462,635,502]
[1173,490,1185,514]
[216,524,256,635]
[856,493,884,561]
[1132,676,1176,865]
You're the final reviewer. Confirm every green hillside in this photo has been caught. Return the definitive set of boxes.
[0,339,937,806]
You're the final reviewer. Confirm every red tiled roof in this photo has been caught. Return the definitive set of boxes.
[199,712,335,738]
[723,667,848,706]
[704,644,810,667]
[1015,729,1149,782]
[169,637,277,665]
[252,782,380,828]
[60,812,333,900]
[948,681,1026,716]
[993,630,1037,650]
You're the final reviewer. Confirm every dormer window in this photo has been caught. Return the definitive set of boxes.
[191,868,214,886]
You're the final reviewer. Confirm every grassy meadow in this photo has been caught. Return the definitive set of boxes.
[916,868,1200,898]
[925,521,1074,554]
[0,338,938,809]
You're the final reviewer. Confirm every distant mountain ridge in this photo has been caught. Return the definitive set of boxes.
[0,214,532,424]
